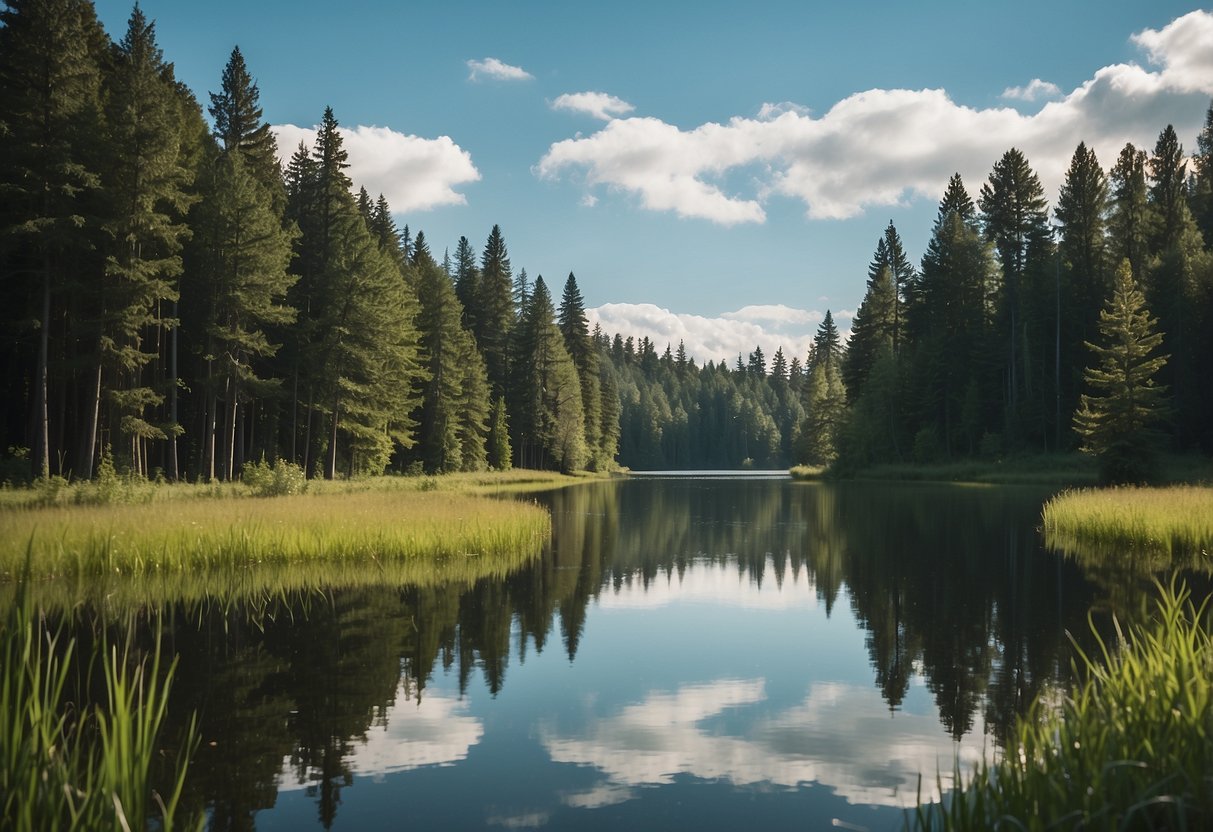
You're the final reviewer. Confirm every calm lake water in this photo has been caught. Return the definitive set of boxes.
[149,477,1137,830]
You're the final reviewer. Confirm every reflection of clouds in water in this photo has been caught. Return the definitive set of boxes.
[278,683,483,790]
[486,810,551,829]
[600,558,818,611]
[543,678,987,808]
[560,781,637,809]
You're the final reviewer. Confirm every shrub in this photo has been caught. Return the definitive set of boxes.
[242,458,308,497]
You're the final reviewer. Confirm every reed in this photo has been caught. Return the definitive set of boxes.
[1043,485,1213,562]
[0,583,199,831]
[0,489,550,581]
[913,580,1213,830]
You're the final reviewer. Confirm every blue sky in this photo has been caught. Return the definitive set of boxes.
[93,1,1212,364]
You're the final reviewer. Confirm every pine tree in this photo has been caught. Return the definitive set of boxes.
[1055,142,1110,436]
[513,267,532,317]
[1146,125,1205,447]
[487,395,512,471]
[1108,143,1150,282]
[1073,260,1170,483]
[844,264,897,401]
[557,272,603,468]
[192,151,296,480]
[868,221,914,355]
[412,232,488,472]
[979,148,1052,439]
[1193,100,1213,245]
[100,7,198,477]
[452,235,478,330]
[0,0,107,477]
[208,45,284,213]
[810,310,842,376]
[474,225,514,395]
[511,276,586,471]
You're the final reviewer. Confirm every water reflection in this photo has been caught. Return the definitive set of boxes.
[61,478,1152,828]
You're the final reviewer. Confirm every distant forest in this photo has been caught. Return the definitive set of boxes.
[2,1,1212,480]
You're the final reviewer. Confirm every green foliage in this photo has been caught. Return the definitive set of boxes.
[241,458,307,497]
[0,589,199,831]
[1073,260,1170,484]
[913,581,1213,831]
[1043,485,1213,562]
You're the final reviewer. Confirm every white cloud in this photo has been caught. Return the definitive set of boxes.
[278,686,482,790]
[1001,78,1062,102]
[580,193,599,208]
[542,678,989,808]
[552,91,635,121]
[757,101,811,120]
[600,557,818,611]
[538,11,1213,224]
[588,302,850,366]
[273,124,480,213]
[467,57,534,82]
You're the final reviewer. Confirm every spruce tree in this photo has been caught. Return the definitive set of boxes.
[868,221,914,355]
[487,395,512,471]
[978,148,1052,439]
[1108,143,1150,282]
[557,273,603,468]
[1193,100,1213,245]
[452,235,479,330]
[100,6,197,477]
[0,0,107,477]
[511,276,586,471]
[208,45,284,213]
[191,151,296,480]
[1073,260,1170,483]
[474,225,514,395]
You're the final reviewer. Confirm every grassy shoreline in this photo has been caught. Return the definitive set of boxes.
[914,581,1213,829]
[1043,485,1213,563]
[0,470,586,586]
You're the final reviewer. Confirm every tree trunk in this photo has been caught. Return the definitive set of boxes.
[79,360,102,480]
[224,378,238,481]
[168,299,179,481]
[326,404,339,480]
[33,269,50,479]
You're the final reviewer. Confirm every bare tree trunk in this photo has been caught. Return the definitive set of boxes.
[168,299,179,480]
[326,404,339,480]
[224,378,238,481]
[79,361,101,480]
[33,270,50,479]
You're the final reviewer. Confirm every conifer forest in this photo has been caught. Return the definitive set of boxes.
[3,1,1212,482]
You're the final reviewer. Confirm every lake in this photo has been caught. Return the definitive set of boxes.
[150,477,1131,830]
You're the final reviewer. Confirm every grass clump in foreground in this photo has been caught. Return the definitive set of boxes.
[0,487,551,581]
[913,580,1213,830]
[1043,485,1213,563]
[1,586,197,831]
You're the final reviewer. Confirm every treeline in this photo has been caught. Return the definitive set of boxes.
[601,105,1213,472]
[0,1,616,481]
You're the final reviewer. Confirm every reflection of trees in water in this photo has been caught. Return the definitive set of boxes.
[92,479,1137,827]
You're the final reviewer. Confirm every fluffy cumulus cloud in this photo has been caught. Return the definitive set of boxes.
[1001,78,1062,102]
[542,677,989,807]
[273,124,480,213]
[587,302,853,366]
[467,57,533,82]
[538,11,1213,224]
[551,91,636,121]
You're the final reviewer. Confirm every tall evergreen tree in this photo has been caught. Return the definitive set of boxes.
[191,151,296,480]
[1108,143,1150,283]
[809,310,842,376]
[845,264,897,402]
[99,6,197,477]
[557,272,603,468]
[1145,125,1205,446]
[1055,142,1110,434]
[0,0,107,477]
[868,221,914,355]
[511,276,586,471]
[1073,260,1170,483]
[474,224,514,395]
[452,235,478,330]
[979,148,1053,443]
[412,232,488,473]
[1193,100,1213,245]
[208,45,284,212]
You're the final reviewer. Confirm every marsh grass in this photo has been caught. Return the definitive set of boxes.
[1043,485,1213,564]
[913,580,1213,830]
[789,465,828,481]
[0,582,199,831]
[0,489,551,582]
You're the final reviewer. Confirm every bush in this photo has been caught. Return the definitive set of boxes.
[242,458,308,497]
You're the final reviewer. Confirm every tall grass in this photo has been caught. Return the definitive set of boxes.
[0,583,199,831]
[0,490,551,581]
[1043,486,1213,563]
[913,580,1213,830]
